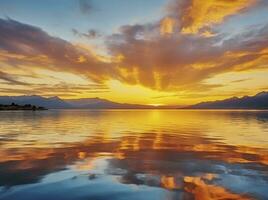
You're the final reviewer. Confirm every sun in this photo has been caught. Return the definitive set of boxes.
[147,103,165,107]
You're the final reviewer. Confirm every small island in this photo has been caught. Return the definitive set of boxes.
[0,103,47,111]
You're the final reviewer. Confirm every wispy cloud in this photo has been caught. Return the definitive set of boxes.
[231,78,251,83]
[168,0,259,35]
[0,71,29,85]
[0,83,109,97]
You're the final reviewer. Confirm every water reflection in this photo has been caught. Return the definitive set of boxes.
[0,110,268,200]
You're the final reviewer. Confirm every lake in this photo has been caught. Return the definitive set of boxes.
[0,110,268,200]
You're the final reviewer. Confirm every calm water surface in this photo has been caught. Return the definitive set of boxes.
[0,110,268,200]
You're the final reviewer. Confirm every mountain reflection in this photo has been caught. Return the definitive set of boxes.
[0,110,268,200]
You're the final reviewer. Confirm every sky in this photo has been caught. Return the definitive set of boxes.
[0,0,268,105]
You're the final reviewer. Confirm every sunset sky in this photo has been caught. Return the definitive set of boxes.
[0,0,268,105]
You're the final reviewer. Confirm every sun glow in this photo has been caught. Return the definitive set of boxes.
[148,103,164,107]
[102,80,172,105]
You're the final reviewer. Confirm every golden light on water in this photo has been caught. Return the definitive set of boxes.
[0,110,267,199]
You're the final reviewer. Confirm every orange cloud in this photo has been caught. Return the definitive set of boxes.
[184,176,251,200]
[160,17,176,35]
[108,21,268,92]
[176,0,257,35]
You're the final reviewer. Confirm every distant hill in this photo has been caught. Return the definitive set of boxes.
[188,92,268,109]
[0,95,72,109]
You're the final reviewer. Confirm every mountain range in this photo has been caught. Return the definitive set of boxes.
[0,95,155,109]
[0,91,267,109]
[188,91,268,109]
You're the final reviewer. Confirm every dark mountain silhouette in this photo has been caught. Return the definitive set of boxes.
[188,92,268,109]
[1,91,267,109]
[0,95,72,109]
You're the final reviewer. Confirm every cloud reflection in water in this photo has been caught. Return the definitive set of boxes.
[0,110,268,200]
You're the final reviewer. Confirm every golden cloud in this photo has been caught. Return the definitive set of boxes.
[176,0,257,35]
[160,17,176,35]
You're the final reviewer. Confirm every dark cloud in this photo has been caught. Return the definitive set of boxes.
[84,29,101,39]
[231,78,251,83]
[79,0,93,15]
[72,28,101,39]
